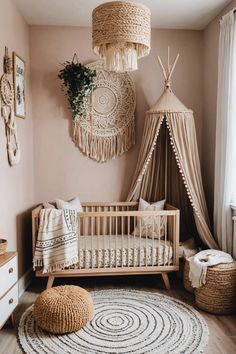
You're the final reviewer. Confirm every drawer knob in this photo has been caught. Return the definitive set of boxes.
[8,267,13,274]
[9,298,13,304]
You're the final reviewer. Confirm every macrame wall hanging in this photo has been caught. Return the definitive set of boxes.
[0,47,20,166]
[73,60,136,162]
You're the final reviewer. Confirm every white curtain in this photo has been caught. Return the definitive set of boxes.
[214,10,236,258]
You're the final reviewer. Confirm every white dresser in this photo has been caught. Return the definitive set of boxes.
[0,252,18,329]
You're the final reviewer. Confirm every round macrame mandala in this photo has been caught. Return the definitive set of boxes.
[73,60,136,162]
[0,73,14,105]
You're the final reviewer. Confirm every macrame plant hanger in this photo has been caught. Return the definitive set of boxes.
[72,53,79,64]
[72,53,94,132]
[0,47,20,165]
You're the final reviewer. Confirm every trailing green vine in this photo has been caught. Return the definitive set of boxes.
[58,56,96,120]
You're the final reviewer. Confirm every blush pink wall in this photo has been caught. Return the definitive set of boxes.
[0,0,34,276]
[30,26,204,205]
[202,0,236,219]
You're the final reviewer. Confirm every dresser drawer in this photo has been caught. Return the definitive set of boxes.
[0,283,18,328]
[0,256,17,298]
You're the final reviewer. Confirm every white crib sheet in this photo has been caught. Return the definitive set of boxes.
[74,235,173,269]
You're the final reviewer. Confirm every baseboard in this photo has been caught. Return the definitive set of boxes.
[18,267,34,298]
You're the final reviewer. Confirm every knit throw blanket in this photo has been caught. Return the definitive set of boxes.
[189,249,233,288]
[33,209,78,273]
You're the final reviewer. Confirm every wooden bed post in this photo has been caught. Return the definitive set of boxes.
[161,272,170,290]
[46,276,55,289]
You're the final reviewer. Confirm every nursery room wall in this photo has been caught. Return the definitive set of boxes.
[30,26,204,204]
[0,0,233,281]
[0,0,34,278]
[202,0,236,220]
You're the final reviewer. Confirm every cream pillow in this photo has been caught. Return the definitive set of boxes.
[56,197,83,212]
[133,198,166,239]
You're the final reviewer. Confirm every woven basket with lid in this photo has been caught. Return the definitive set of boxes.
[195,261,236,315]
[34,285,94,334]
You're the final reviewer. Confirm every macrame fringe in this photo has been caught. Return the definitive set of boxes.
[73,121,135,163]
[33,256,79,274]
[95,43,149,72]
[105,44,138,72]
[33,259,43,270]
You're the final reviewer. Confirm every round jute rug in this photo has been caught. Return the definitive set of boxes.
[18,289,208,354]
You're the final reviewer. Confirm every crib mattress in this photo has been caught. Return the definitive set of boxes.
[74,235,173,269]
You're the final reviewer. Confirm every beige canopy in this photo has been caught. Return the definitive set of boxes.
[127,50,218,249]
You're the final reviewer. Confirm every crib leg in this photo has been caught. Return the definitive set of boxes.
[46,276,55,289]
[161,272,170,290]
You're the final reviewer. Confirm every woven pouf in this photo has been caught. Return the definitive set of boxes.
[183,258,194,294]
[34,285,94,334]
[195,261,236,315]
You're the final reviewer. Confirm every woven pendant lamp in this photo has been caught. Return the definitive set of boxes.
[92,1,151,72]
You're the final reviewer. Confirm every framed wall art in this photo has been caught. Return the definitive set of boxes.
[13,52,26,118]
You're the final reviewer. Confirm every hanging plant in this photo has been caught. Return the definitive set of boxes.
[58,54,96,120]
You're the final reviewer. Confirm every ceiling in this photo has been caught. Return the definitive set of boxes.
[14,0,231,30]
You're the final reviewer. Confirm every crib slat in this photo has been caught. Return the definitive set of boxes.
[172,212,179,266]
[85,206,89,235]
[152,217,154,267]
[109,215,112,268]
[91,214,94,269]
[145,223,148,267]
[174,211,180,267]
[133,216,136,267]
[158,215,161,266]
[128,216,130,267]
[103,214,105,268]
[97,206,103,268]
[91,216,94,270]
[78,216,81,269]
[97,216,99,269]
[106,207,109,235]
[165,215,169,266]
[167,217,172,265]
[115,213,118,268]
[84,217,87,268]
[139,216,141,267]
[98,207,101,236]
[121,215,124,268]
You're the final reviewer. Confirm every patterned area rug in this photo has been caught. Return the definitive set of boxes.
[18,289,208,354]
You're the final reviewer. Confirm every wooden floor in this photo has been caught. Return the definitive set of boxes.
[0,273,236,354]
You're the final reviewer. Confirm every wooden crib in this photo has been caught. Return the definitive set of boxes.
[32,202,180,289]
